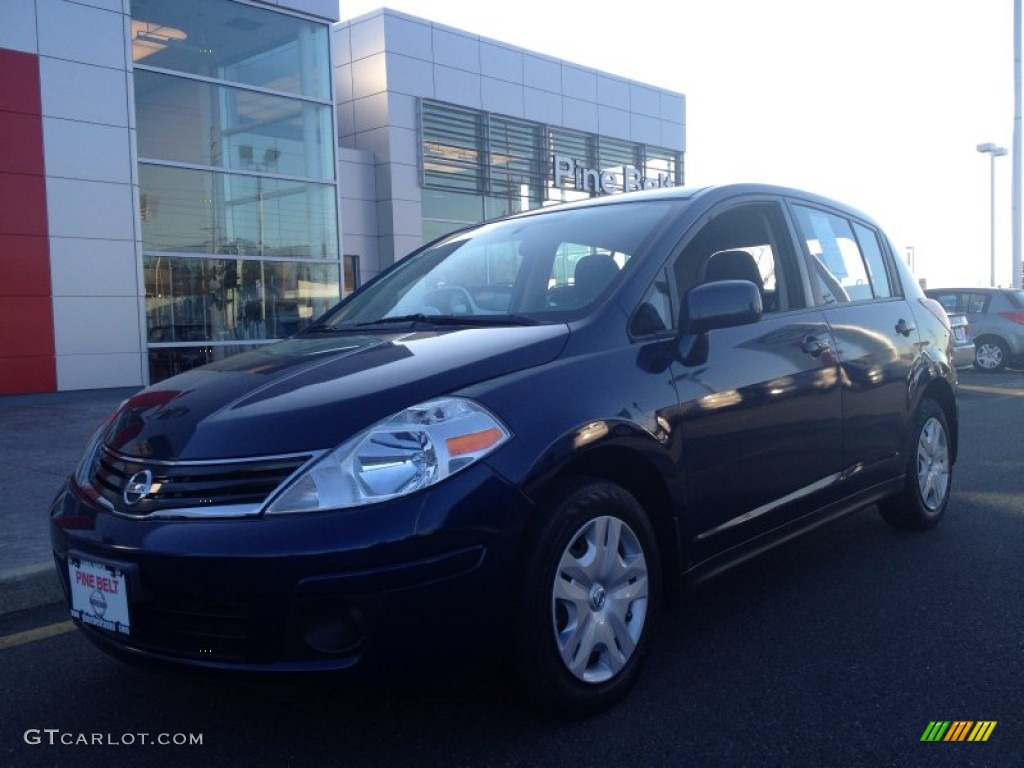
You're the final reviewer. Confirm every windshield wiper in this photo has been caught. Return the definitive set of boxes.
[353,314,539,328]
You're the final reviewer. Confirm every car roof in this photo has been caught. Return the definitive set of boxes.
[509,182,880,224]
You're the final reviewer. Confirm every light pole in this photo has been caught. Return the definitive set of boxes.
[978,142,1008,286]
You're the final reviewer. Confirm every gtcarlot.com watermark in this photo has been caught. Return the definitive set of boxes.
[24,729,203,747]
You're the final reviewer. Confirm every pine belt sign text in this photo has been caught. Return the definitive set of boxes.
[551,155,674,196]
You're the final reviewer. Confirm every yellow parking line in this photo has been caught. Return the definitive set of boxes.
[0,621,75,651]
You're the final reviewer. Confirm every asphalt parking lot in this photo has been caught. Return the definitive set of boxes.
[0,366,1020,766]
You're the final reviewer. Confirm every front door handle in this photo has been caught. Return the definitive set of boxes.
[895,319,916,337]
[801,335,831,358]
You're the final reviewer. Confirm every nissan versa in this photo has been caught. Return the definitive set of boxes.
[51,183,959,716]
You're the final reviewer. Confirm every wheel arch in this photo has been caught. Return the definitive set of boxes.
[524,445,684,606]
[918,376,959,465]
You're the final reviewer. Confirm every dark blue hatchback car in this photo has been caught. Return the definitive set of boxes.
[51,183,959,716]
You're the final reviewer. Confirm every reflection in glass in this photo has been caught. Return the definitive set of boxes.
[130,0,330,100]
[135,71,334,179]
[148,343,263,384]
[140,164,338,259]
[144,256,340,345]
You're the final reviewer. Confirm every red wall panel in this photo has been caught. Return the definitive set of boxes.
[0,49,42,115]
[0,234,50,296]
[0,110,46,176]
[0,48,55,394]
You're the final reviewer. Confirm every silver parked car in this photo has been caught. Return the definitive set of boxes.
[925,288,1024,372]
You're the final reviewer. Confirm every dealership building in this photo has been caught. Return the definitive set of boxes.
[0,0,686,395]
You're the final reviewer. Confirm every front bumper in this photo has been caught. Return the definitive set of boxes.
[50,464,531,675]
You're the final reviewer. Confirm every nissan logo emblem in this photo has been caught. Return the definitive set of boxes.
[123,470,154,506]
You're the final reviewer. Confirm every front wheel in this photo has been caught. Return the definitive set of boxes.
[514,479,661,717]
[879,398,952,530]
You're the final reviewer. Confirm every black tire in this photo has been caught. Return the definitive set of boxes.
[879,398,952,530]
[514,479,661,718]
[973,336,1009,372]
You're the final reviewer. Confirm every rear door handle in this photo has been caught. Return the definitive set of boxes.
[895,319,916,337]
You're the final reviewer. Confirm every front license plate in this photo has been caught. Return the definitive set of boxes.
[68,558,130,635]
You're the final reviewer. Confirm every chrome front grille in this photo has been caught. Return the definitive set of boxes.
[93,446,313,517]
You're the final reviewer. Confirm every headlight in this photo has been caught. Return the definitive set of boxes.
[264,397,511,514]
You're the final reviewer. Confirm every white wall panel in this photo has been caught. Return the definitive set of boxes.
[383,12,431,60]
[629,83,661,118]
[45,178,134,240]
[49,238,137,296]
[379,53,433,98]
[629,113,661,146]
[434,65,480,108]
[39,58,129,127]
[42,118,131,183]
[482,77,524,117]
[56,353,143,390]
[353,92,389,133]
[53,296,141,354]
[481,43,522,84]
[524,87,561,124]
[523,54,560,93]
[0,0,38,53]
[562,65,597,102]
[433,28,479,72]
[597,75,629,108]
[562,97,598,134]
[37,0,124,69]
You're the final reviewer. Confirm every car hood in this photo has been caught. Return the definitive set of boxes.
[103,326,569,460]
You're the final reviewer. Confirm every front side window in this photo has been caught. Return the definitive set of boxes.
[673,202,799,315]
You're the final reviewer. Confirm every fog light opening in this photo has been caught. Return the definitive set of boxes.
[298,601,367,655]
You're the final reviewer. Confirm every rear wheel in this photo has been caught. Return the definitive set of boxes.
[973,336,1009,372]
[514,479,660,717]
[879,398,952,530]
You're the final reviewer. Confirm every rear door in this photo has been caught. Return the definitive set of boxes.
[789,201,919,491]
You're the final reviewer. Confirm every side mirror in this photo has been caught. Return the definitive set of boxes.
[681,279,763,335]
[677,280,762,366]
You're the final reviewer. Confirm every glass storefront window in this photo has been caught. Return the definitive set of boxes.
[140,164,338,259]
[144,256,340,344]
[598,137,639,174]
[130,0,329,100]
[135,70,334,180]
[644,146,683,186]
[422,102,483,193]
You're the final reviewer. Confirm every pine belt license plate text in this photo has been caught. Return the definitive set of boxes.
[68,557,130,634]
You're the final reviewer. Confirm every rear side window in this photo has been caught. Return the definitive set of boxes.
[792,205,892,305]
[930,293,960,312]
[966,294,989,314]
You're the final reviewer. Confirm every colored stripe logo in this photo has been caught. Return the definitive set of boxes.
[921,721,997,742]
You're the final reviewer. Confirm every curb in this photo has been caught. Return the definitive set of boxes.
[1,562,65,616]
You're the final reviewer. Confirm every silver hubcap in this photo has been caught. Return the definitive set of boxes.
[551,516,649,683]
[976,342,1003,369]
[917,416,950,511]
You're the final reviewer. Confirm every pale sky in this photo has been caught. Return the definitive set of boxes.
[337,0,1019,288]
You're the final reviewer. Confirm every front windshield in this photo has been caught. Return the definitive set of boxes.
[317,201,677,329]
